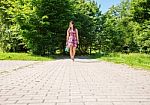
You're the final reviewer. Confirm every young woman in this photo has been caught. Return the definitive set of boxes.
[66,21,79,61]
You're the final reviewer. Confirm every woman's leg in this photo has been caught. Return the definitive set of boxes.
[69,45,73,59]
[72,47,76,60]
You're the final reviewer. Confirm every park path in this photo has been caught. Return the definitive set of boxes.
[0,58,150,105]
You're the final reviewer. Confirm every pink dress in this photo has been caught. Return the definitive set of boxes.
[67,29,77,48]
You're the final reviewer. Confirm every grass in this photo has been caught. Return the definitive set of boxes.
[0,52,53,61]
[92,53,150,70]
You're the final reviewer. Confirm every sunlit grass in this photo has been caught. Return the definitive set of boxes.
[93,53,150,70]
[0,52,53,61]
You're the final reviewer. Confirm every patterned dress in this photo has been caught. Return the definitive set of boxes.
[67,29,78,48]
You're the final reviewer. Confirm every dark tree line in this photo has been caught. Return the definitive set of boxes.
[0,0,149,55]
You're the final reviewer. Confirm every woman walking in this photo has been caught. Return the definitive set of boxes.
[66,21,79,61]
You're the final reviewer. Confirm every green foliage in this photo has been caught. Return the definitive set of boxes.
[0,0,27,52]
[130,0,150,53]
[18,0,100,55]
[72,0,101,54]
[20,0,72,55]
[95,0,150,53]
[0,0,149,55]
[131,0,150,23]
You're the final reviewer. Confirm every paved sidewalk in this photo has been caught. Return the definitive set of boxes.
[0,61,39,76]
[0,59,150,105]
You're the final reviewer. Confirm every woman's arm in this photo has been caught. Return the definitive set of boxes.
[76,29,79,44]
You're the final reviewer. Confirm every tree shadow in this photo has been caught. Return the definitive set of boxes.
[52,54,99,63]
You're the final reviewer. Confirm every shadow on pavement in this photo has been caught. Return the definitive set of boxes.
[53,55,99,63]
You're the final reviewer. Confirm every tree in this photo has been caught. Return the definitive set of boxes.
[21,0,72,55]
[0,0,28,52]
[71,0,101,54]
[130,0,150,53]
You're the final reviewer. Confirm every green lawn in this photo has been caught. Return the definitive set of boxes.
[93,53,150,70]
[0,52,53,61]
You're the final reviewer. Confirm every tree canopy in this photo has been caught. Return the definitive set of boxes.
[0,0,149,55]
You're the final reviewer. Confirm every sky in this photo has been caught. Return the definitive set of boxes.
[94,0,121,13]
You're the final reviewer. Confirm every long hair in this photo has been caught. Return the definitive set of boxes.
[69,21,76,31]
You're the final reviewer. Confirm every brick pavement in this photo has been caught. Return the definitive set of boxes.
[0,59,150,105]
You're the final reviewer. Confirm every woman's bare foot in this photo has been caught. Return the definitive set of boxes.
[71,56,74,61]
